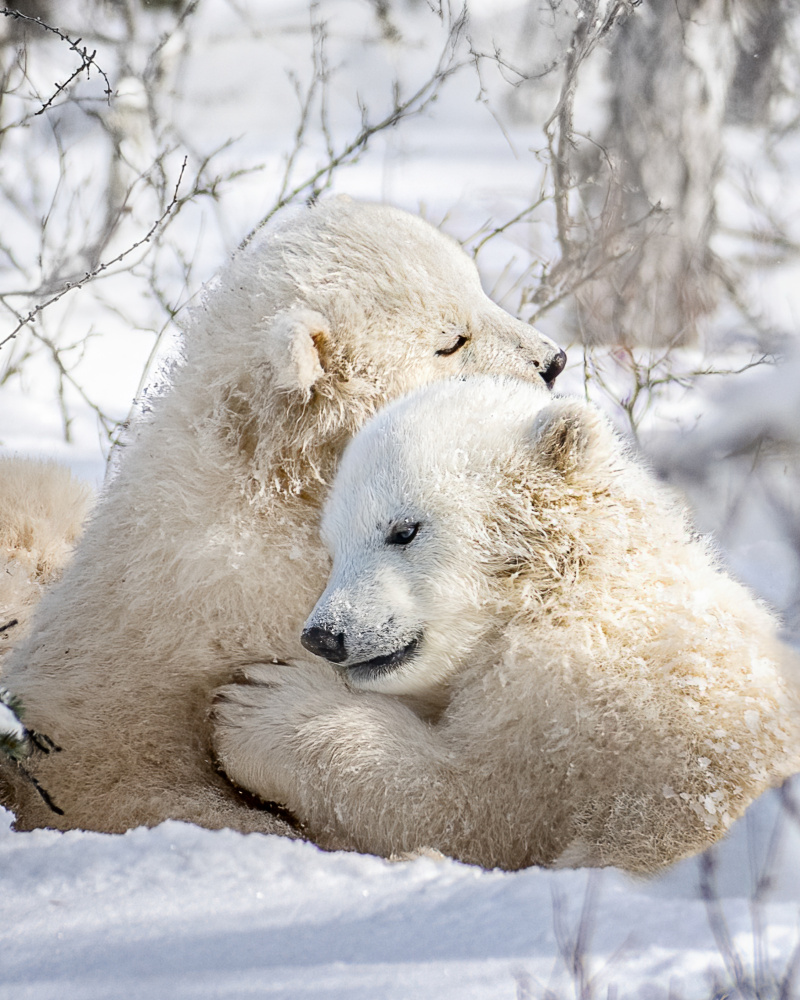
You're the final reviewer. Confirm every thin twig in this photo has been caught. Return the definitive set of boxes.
[239,5,469,248]
[0,158,188,350]
[0,8,112,111]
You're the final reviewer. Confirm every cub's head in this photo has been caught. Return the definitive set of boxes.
[196,199,566,490]
[301,376,621,699]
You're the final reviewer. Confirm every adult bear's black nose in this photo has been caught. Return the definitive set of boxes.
[301,625,348,663]
[541,349,567,388]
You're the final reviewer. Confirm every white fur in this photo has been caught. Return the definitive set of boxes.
[0,459,92,672]
[0,199,564,832]
[213,376,800,873]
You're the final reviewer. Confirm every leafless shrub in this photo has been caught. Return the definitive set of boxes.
[241,0,469,247]
[0,0,471,456]
[698,814,800,1000]
[0,2,243,446]
[464,2,798,438]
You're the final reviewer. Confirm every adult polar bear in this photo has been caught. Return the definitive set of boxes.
[0,198,566,833]
[212,377,800,873]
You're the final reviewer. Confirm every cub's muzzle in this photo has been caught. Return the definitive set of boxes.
[301,625,348,663]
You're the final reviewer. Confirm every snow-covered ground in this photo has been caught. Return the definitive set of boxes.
[2,3,800,997]
[3,789,800,1000]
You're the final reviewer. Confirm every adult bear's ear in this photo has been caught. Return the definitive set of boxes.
[268,307,330,399]
[531,399,609,477]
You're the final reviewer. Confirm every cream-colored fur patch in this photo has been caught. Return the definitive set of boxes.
[0,459,92,672]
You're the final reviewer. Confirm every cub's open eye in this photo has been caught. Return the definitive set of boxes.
[386,520,420,546]
[435,334,469,357]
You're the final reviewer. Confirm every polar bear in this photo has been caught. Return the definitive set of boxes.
[0,199,566,832]
[212,376,800,873]
[0,459,92,671]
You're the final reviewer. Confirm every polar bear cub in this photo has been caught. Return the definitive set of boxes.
[213,376,800,873]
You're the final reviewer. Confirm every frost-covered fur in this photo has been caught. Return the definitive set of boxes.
[0,459,92,672]
[213,377,800,873]
[0,199,565,832]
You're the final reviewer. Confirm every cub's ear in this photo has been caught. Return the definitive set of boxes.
[268,308,330,399]
[530,399,609,477]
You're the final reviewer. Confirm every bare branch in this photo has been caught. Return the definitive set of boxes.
[240,4,470,248]
[543,1,634,262]
[0,158,188,350]
[0,8,112,123]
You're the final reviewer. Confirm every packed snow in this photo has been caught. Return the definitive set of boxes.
[3,791,800,1000]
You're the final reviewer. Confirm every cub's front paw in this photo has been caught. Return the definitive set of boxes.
[210,659,347,812]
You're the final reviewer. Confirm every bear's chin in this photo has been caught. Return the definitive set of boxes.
[341,634,423,687]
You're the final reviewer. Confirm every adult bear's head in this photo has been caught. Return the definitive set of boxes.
[182,198,566,495]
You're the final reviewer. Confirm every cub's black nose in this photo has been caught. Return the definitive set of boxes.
[541,349,567,388]
[301,625,348,663]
